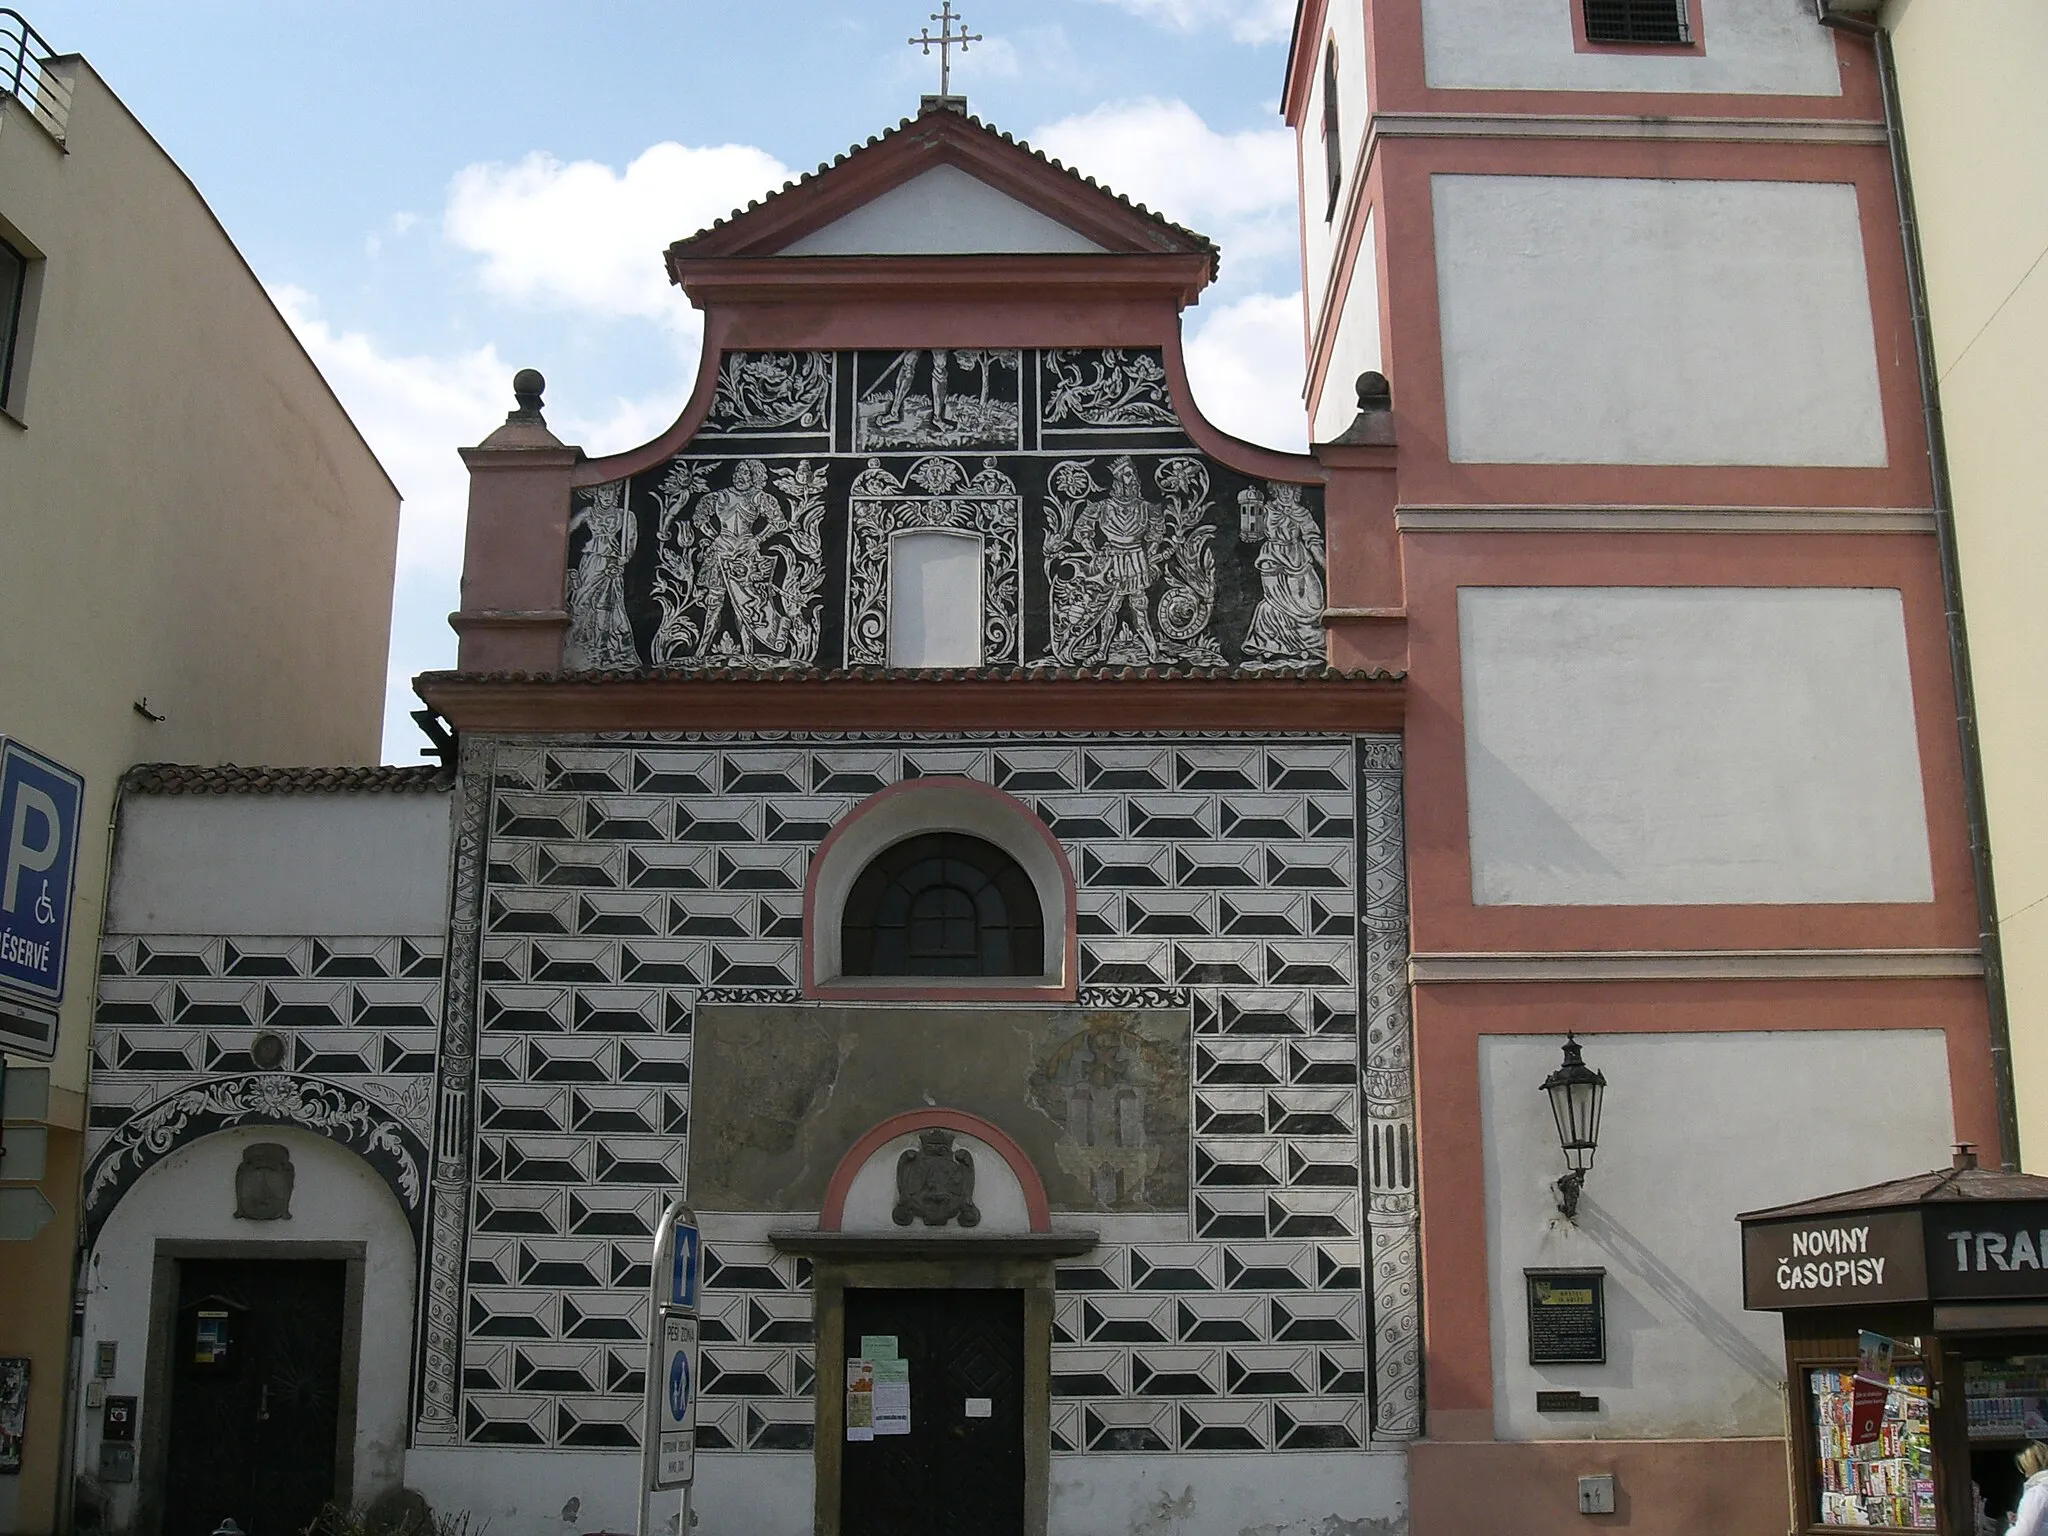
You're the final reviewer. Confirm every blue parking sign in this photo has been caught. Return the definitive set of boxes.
[0,740,84,1034]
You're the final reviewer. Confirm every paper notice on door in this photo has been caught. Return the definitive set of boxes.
[846,1358,875,1442]
[965,1397,992,1419]
[860,1335,899,1361]
[872,1355,911,1436]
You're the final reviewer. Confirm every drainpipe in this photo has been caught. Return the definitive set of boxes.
[1817,0,2021,1170]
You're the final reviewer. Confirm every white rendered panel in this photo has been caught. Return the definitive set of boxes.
[1313,213,1383,444]
[1482,1030,1952,1440]
[887,529,984,667]
[1433,176,1886,467]
[1421,0,1842,95]
[1460,587,1934,906]
[779,166,1107,256]
[107,791,454,935]
[1301,0,1373,345]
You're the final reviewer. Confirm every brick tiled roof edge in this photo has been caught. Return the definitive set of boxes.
[122,763,452,796]
[418,665,1405,685]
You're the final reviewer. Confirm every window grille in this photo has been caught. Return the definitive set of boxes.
[1583,0,1691,44]
[0,238,23,411]
[1321,42,1342,218]
[841,832,1044,978]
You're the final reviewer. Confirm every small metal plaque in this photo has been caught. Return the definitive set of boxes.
[1536,1390,1602,1414]
[965,1397,992,1419]
[1527,1268,1606,1366]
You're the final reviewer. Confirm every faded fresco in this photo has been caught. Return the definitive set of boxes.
[686,1004,1191,1214]
[563,348,1328,671]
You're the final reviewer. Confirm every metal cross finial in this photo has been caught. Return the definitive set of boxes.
[909,3,982,97]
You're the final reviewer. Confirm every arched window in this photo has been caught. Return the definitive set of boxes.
[841,832,1045,978]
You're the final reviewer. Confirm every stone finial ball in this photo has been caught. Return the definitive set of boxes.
[513,368,546,403]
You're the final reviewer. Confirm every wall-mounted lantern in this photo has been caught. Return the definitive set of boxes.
[1542,1032,1606,1221]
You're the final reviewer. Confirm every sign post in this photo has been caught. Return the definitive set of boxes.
[639,1198,700,1536]
[0,739,84,1061]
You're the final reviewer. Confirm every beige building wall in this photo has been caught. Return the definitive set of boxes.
[0,55,398,1534]
[1884,0,2048,1166]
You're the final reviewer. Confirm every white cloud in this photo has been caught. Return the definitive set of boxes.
[271,284,508,576]
[1029,98,1297,271]
[1183,290,1309,452]
[1090,0,1298,45]
[271,286,695,578]
[444,142,793,331]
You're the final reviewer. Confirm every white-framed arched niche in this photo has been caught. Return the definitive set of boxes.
[805,777,1077,1000]
[77,1126,416,1533]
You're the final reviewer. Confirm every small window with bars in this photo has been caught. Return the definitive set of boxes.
[1583,0,1692,45]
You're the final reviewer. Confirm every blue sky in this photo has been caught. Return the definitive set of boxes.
[26,0,1311,759]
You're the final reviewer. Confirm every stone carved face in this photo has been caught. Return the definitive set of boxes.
[233,1143,294,1222]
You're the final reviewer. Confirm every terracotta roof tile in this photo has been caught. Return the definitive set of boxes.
[123,763,450,796]
[675,107,1222,278]
[418,664,1403,686]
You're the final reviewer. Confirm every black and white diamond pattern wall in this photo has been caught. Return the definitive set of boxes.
[84,936,445,1241]
[417,732,1416,1456]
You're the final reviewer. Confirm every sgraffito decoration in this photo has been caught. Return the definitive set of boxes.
[1040,456,1219,667]
[649,458,826,667]
[847,456,1022,666]
[562,348,1328,672]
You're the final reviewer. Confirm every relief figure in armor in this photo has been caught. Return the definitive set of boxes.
[564,481,639,669]
[651,457,825,667]
[1093,457,1163,661]
[1238,482,1328,666]
[1041,454,1221,667]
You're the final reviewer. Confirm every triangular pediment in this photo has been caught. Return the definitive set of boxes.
[777,165,1108,257]
[668,106,1217,279]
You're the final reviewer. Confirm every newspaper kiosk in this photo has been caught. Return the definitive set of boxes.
[1740,1150,2048,1536]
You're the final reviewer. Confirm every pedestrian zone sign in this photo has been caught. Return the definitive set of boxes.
[0,739,84,1060]
[655,1312,697,1488]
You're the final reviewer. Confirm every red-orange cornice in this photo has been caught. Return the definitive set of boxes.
[415,668,1407,735]
[675,252,1215,310]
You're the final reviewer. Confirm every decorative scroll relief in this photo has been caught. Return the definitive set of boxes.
[82,1073,428,1237]
[1042,348,1177,429]
[559,349,1333,672]
[706,351,831,435]
[1238,483,1329,668]
[564,481,638,671]
[855,349,1021,451]
[651,458,826,667]
[1040,455,1221,667]
[846,456,1022,666]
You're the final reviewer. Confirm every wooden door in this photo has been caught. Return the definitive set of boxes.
[841,1288,1025,1536]
[161,1259,346,1536]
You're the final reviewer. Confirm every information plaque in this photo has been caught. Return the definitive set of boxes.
[1526,1268,1606,1366]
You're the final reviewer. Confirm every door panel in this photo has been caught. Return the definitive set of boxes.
[162,1259,346,1536]
[841,1288,1025,1536]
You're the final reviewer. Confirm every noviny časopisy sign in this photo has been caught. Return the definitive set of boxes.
[1742,1203,2048,1310]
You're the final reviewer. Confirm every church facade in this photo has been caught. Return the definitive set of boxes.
[69,46,1999,1536]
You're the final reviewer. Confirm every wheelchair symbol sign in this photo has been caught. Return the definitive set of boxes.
[0,738,84,1022]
